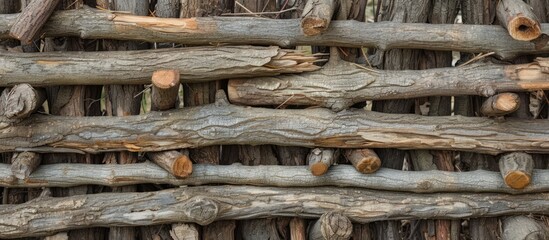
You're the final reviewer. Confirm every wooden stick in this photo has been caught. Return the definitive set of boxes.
[10,152,40,180]
[151,69,180,111]
[146,150,192,178]
[308,211,352,240]
[301,0,336,36]
[0,84,46,119]
[4,185,549,238]
[480,92,520,117]
[307,148,338,176]
[502,215,549,240]
[291,218,307,240]
[227,59,549,111]
[170,223,199,240]
[496,0,542,41]
[0,46,318,87]
[2,8,549,59]
[202,221,235,240]
[343,149,381,174]
[8,0,60,43]
[499,152,534,189]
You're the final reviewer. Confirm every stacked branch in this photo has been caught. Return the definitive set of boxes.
[301,0,337,36]
[10,152,40,180]
[2,101,549,154]
[1,8,549,59]
[343,149,381,174]
[228,59,549,110]
[499,152,534,189]
[480,93,520,117]
[308,148,338,176]
[0,84,46,119]
[8,0,60,43]
[0,46,319,86]
[308,211,352,240]
[4,185,549,238]
[496,0,542,41]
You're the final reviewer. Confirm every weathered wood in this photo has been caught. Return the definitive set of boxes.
[8,0,60,43]
[4,185,549,238]
[497,0,541,41]
[228,59,549,110]
[203,221,235,240]
[499,152,534,189]
[156,0,180,18]
[502,215,549,240]
[308,211,352,240]
[151,69,180,111]
[307,148,338,176]
[291,218,307,240]
[2,103,549,154]
[10,152,40,180]
[480,92,520,117]
[301,0,336,36]
[44,232,68,240]
[0,0,18,14]
[0,84,45,119]
[343,149,380,174]
[6,162,549,194]
[1,8,549,59]
[147,150,192,178]
[170,223,199,240]
[0,46,318,86]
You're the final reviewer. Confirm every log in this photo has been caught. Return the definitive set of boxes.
[496,0,542,41]
[203,221,235,240]
[0,84,46,119]
[4,185,549,238]
[8,0,60,43]
[308,211,352,240]
[10,151,40,180]
[0,46,319,86]
[301,0,336,36]
[146,150,192,178]
[502,215,549,240]
[307,148,338,176]
[228,59,549,111]
[499,152,534,189]
[2,8,549,59]
[480,92,520,117]
[5,162,549,194]
[151,69,180,111]
[170,223,199,240]
[2,102,549,154]
[343,149,381,174]
[291,218,307,240]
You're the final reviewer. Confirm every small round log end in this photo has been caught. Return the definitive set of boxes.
[301,18,328,36]
[504,171,531,189]
[508,16,542,41]
[356,156,381,174]
[495,92,520,112]
[152,69,180,89]
[173,155,193,178]
[310,162,329,176]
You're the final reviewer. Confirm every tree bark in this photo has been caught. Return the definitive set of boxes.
[496,0,542,41]
[0,46,319,86]
[343,148,380,174]
[480,92,520,117]
[3,103,549,154]
[1,8,549,59]
[502,216,549,240]
[308,211,352,240]
[9,0,60,43]
[308,148,338,176]
[499,152,534,189]
[151,69,180,111]
[203,221,235,240]
[147,150,192,178]
[10,151,40,180]
[4,185,549,238]
[291,218,307,240]
[170,223,200,240]
[0,84,45,119]
[301,0,336,36]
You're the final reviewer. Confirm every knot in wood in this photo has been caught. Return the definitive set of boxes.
[183,197,219,225]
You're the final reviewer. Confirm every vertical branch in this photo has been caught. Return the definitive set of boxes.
[9,0,60,43]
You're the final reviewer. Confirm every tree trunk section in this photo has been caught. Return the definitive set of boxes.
[9,0,60,43]
[151,69,180,111]
[343,148,381,174]
[502,216,549,240]
[0,84,45,119]
[496,0,542,41]
[480,92,520,117]
[147,150,192,178]
[301,0,336,36]
[10,151,40,180]
[499,152,534,189]
[308,211,352,240]
[308,148,338,176]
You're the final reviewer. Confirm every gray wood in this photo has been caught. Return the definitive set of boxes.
[308,211,352,240]
[499,152,535,189]
[10,151,40,180]
[502,216,549,240]
[301,0,336,36]
[1,8,549,59]
[0,84,46,119]
[307,148,337,176]
[2,102,549,154]
[0,46,318,86]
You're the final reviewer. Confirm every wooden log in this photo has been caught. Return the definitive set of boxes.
[170,223,199,240]
[308,211,352,240]
[2,8,549,59]
[2,102,549,154]
[203,221,235,240]
[228,59,549,110]
[480,92,520,117]
[10,152,40,180]
[499,152,534,189]
[301,0,336,36]
[291,218,307,240]
[307,148,338,176]
[151,69,180,111]
[8,0,60,43]
[502,215,549,240]
[147,150,192,178]
[343,149,381,174]
[6,162,549,194]
[496,0,541,41]
[0,84,45,119]
[0,46,319,86]
[4,185,549,238]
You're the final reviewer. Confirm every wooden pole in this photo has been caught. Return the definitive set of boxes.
[343,149,381,174]
[499,152,534,189]
[496,0,542,41]
[0,84,45,119]
[146,150,192,178]
[308,211,352,240]
[8,0,60,43]
[10,152,40,180]
[480,92,520,117]
[151,69,180,111]
[301,0,337,36]
[307,148,338,176]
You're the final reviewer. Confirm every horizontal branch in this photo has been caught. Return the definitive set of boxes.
[3,162,549,194]
[228,59,549,110]
[0,46,318,86]
[0,7,548,59]
[3,184,549,238]
[1,102,549,154]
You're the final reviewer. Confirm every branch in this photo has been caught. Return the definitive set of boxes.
[307,148,338,176]
[146,150,192,178]
[308,211,352,240]
[480,92,520,117]
[8,0,60,43]
[0,46,319,86]
[0,84,46,119]
[301,0,337,36]
[4,185,549,238]
[343,148,381,174]
[496,0,541,41]
[499,152,534,189]
[228,59,549,111]
[10,152,40,180]
[0,7,548,59]
[502,216,549,240]
[151,69,180,111]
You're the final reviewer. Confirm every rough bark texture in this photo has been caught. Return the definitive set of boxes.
[499,152,534,189]
[308,211,352,240]
[4,185,549,238]
[308,148,338,176]
[343,148,380,174]
[502,216,549,240]
[147,150,193,178]
[10,151,40,180]
[151,69,180,111]
[0,0,18,14]
[496,0,542,41]
[301,0,336,35]
[8,0,60,43]
[2,8,549,59]
[0,46,319,86]
[0,84,46,119]
[291,218,307,240]
[170,223,200,240]
[480,92,520,117]
[203,221,235,240]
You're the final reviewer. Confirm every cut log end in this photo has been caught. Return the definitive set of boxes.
[355,156,381,174]
[172,154,193,178]
[499,152,534,189]
[508,16,542,41]
[310,162,329,176]
[301,18,329,36]
[344,149,381,174]
[504,171,531,189]
[152,69,180,89]
[480,92,520,117]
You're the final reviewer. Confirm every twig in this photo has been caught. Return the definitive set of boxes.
[221,7,297,16]
[276,94,295,109]
[235,1,261,17]
[352,63,381,74]
[458,52,496,68]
